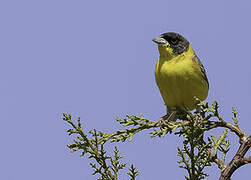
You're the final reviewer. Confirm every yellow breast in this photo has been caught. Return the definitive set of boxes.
[155,45,208,110]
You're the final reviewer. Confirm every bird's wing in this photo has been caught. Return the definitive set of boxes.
[192,55,209,88]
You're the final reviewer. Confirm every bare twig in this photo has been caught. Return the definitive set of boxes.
[219,135,251,180]
[207,149,226,170]
[205,120,247,143]
[242,156,251,164]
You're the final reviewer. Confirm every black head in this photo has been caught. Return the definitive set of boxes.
[153,32,190,55]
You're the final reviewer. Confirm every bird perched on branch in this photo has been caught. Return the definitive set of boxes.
[153,32,209,121]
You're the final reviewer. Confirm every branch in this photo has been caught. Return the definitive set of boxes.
[101,117,189,143]
[219,134,251,180]
[205,120,247,143]
[207,149,226,170]
[242,156,251,164]
[63,100,251,179]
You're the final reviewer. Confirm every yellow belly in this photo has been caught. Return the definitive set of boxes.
[155,55,208,110]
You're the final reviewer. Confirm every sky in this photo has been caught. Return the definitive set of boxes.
[1,0,251,179]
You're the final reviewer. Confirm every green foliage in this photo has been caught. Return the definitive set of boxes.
[63,113,129,180]
[209,129,230,166]
[127,164,139,180]
[63,100,248,179]
[177,113,212,180]
[232,107,238,127]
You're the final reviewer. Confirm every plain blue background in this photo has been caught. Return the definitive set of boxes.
[1,0,251,179]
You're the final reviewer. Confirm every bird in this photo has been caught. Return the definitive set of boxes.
[153,32,209,121]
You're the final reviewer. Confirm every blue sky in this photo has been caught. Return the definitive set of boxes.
[1,0,251,179]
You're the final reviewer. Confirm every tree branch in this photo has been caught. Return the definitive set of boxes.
[207,149,226,170]
[219,134,251,180]
[110,114,250,180]
[242,156,251,165]
[205,120,247,143]
[63,103,251,180]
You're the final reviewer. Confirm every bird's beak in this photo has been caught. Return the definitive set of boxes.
[152,37,169,45]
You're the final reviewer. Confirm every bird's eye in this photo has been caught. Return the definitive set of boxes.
[170,38,178,45]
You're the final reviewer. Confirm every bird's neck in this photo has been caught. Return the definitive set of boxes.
[159,45,195,61]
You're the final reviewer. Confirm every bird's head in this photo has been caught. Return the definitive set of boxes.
[152,32,190,58]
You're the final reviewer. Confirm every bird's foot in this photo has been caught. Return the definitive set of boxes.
[154,111,178,126]
[154,116,168,126]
